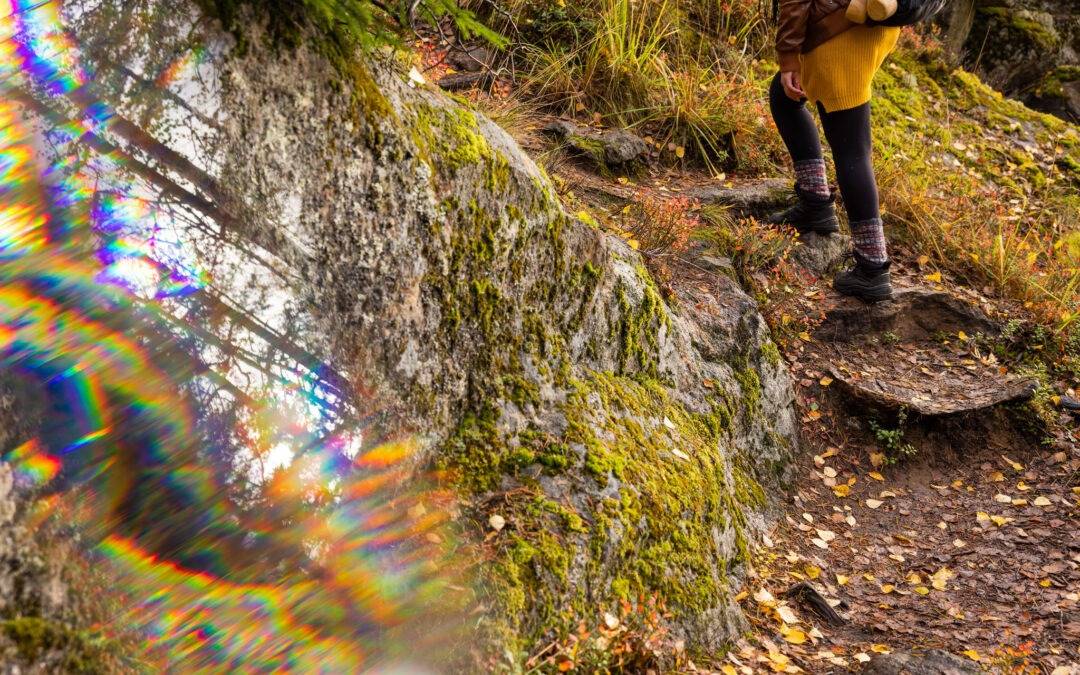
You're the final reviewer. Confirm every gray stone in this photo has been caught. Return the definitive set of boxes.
[789,232,850,277]
[542,120,649,170]
[862,650,980,675]
[446,46,493,73]
[687,178,792,218]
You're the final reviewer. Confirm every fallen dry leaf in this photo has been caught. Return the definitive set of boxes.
[865,499,884,509]
[816,529,837,542]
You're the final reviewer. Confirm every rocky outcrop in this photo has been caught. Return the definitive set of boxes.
[209,23,797,663]
[947,0,1079,121]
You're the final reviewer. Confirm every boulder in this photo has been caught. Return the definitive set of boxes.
[211,23,797,663]
[543,119,650,171]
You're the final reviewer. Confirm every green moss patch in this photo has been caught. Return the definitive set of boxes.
[448,369,765,661]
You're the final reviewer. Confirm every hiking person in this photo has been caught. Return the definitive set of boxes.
[767,0,902,302]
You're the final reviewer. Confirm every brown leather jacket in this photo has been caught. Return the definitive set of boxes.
[776,0,856,72]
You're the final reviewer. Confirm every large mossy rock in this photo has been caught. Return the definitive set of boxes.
[210,29,797,664]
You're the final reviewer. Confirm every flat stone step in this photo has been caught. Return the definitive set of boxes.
[813,289,1038,416]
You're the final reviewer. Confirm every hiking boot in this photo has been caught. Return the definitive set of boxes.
[833,251,893,302]
[766,185,840,236]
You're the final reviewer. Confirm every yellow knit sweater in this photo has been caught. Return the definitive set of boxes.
[800,25,901,113]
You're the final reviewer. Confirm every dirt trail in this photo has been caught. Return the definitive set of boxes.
[710,234,1080,673]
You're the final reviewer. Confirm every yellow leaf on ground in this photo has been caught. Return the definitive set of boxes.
[962,650,981,661]
[721,666,738,675]
[914,586,930,595]
[833,485,851,497]
[916,255,930,266]
[869,471,885,481]
[781,623,808,645]
[822,446,840,459]
[1001,455,1023,471]
[1040,579,1052,588]
[990,515,1013,527]
[924,272,942,283]
[767,651,790,671]
[836,574,849,586]
[957,330,969,340]
[989,471,1004,482]
[819,376,833,386]
[805,565,821,580]
[675,146,686,159]
[931,567,954,591]
[870,645,891,654]
[906,572,923,584]
[798,331,812,342]
[869,452,885,468]
[880,584,895,594]
[976,511,991,523]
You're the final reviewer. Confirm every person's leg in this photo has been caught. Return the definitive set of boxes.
[769,73,829,200]
[818,101,888,264]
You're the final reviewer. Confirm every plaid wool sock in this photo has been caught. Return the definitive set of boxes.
[850,217,889,264]
[794,159,831,199]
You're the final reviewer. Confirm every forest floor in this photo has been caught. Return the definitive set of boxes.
[720,249,1080,674]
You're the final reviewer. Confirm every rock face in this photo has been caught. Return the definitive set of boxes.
[949,0,1079,121]
[210,24,797,661]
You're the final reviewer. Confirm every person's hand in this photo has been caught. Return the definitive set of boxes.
[781,70,806,101]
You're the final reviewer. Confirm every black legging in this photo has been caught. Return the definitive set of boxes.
[769,73,879,223]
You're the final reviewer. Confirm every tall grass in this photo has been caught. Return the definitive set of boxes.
[516,0,781,171]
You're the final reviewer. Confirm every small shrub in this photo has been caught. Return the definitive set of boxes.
[697,207,795,274]
[621,192,701,257]
[869,409,917,464]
